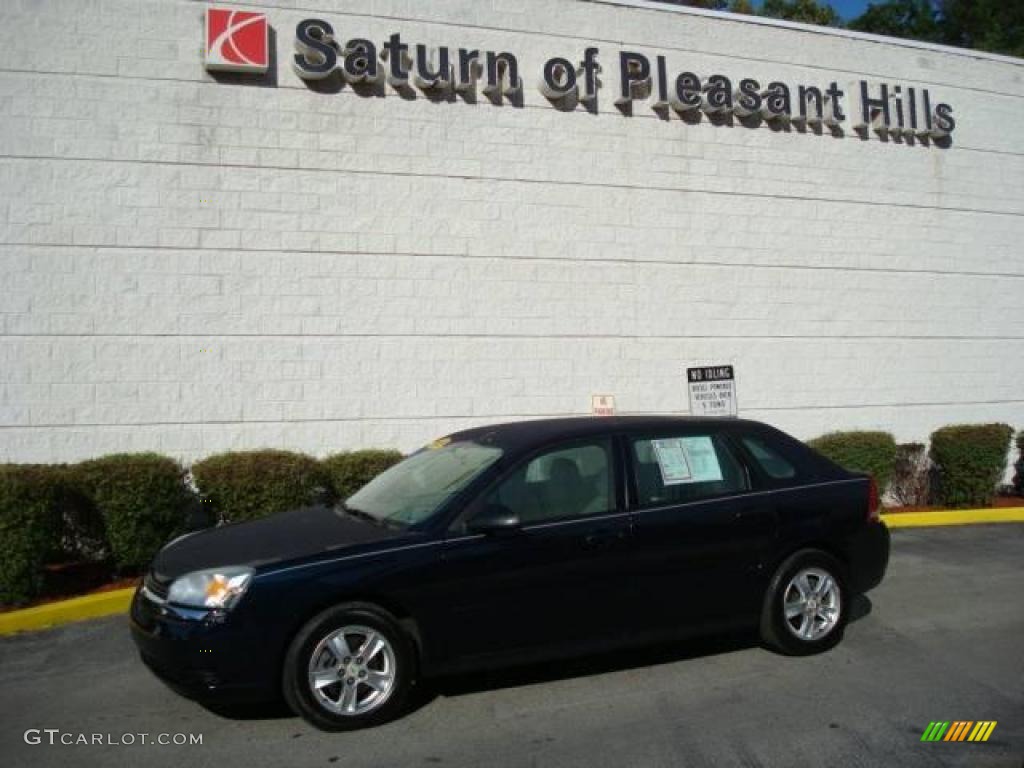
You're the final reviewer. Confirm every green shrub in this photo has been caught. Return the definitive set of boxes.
[73,454,192,570]
[48,466,107,562]
[0,465,63,606]
[807,431,898,490]
[192,450,330,524]
[322,450,404,500]
[929,423,1014,508]
[1013,432,1024,496]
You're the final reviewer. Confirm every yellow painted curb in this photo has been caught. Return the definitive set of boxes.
[882,507,1024,528]
[0,587,135,636]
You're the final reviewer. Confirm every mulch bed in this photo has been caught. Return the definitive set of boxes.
[1,561,139,614]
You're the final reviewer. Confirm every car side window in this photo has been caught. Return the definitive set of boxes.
[480,440,614,525]
[630,433,748,508]
[741,435,797,480]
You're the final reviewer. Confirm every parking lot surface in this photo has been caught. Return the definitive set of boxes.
[1,524,1021,768]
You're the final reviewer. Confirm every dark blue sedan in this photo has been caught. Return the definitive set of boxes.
[130,416,889,730]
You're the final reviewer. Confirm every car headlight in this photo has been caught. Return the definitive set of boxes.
[167,566,254,610]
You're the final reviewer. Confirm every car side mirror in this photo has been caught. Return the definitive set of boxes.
[467,504,521,536]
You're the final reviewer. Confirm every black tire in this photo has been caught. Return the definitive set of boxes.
[282,602,415,731]
[760,549,849,656]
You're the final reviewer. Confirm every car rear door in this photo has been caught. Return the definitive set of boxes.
[625,427,777,635]
[431,437,637,665]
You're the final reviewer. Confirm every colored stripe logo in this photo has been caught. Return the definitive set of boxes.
[921,721,997,742]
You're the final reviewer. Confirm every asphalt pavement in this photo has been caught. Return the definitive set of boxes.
[1,524,1021,768]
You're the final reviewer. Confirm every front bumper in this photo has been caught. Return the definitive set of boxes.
[129,585,278,700]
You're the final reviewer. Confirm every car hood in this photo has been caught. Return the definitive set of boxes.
[150,504,405,584]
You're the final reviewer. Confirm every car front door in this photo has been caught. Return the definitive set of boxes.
[431,437,637,666]
[625,428,777,635]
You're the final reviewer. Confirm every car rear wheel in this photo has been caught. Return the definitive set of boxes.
[283,602,414,730]
[760,550,848,656]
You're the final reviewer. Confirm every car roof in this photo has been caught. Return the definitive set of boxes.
[444,415,767,455]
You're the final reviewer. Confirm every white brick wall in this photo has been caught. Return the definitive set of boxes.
[1,0,1022,463]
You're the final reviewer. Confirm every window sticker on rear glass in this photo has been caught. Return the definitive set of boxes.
[650,439,692,485]
[679,436,723,483]
[650,436,723,486]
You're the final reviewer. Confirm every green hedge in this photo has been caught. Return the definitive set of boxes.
[0,465,63,606]
[0,447,402,605]
[1013,433,1024,496]
[929,423,1014,508]
[72,454,192,570]
[52,466,107,562]
[192,450,330,524]
[322,450,404,500]
[807,431,898,490]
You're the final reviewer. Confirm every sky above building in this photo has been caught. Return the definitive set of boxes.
[751,0,872,21]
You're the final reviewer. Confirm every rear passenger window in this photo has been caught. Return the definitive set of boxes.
[630,433,749,508]
[741,436,797,480]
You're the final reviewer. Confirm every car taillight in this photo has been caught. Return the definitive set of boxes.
[867,476,881,523]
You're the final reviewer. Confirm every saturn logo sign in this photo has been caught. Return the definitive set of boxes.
[205,7,269,74]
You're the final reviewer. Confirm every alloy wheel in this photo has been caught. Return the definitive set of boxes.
[307,625,397,716]
[782,567,841,642]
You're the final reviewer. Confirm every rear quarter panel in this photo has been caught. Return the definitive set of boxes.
[731,424,877,573]
[772,477,867,545]
[768,476,884,588]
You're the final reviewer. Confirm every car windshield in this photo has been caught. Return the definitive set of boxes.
[343,440,503,527]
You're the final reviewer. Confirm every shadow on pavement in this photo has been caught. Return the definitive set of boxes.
[849,594,873,623]
[432,595,871,702]
[430,629,759,700]
[199,598,873,723]
[200,698,293,721]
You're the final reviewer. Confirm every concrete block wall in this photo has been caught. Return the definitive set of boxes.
[0,0,1022,463]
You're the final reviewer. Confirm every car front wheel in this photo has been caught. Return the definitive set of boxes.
[283,602,414,730]
[760,550,848,656]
